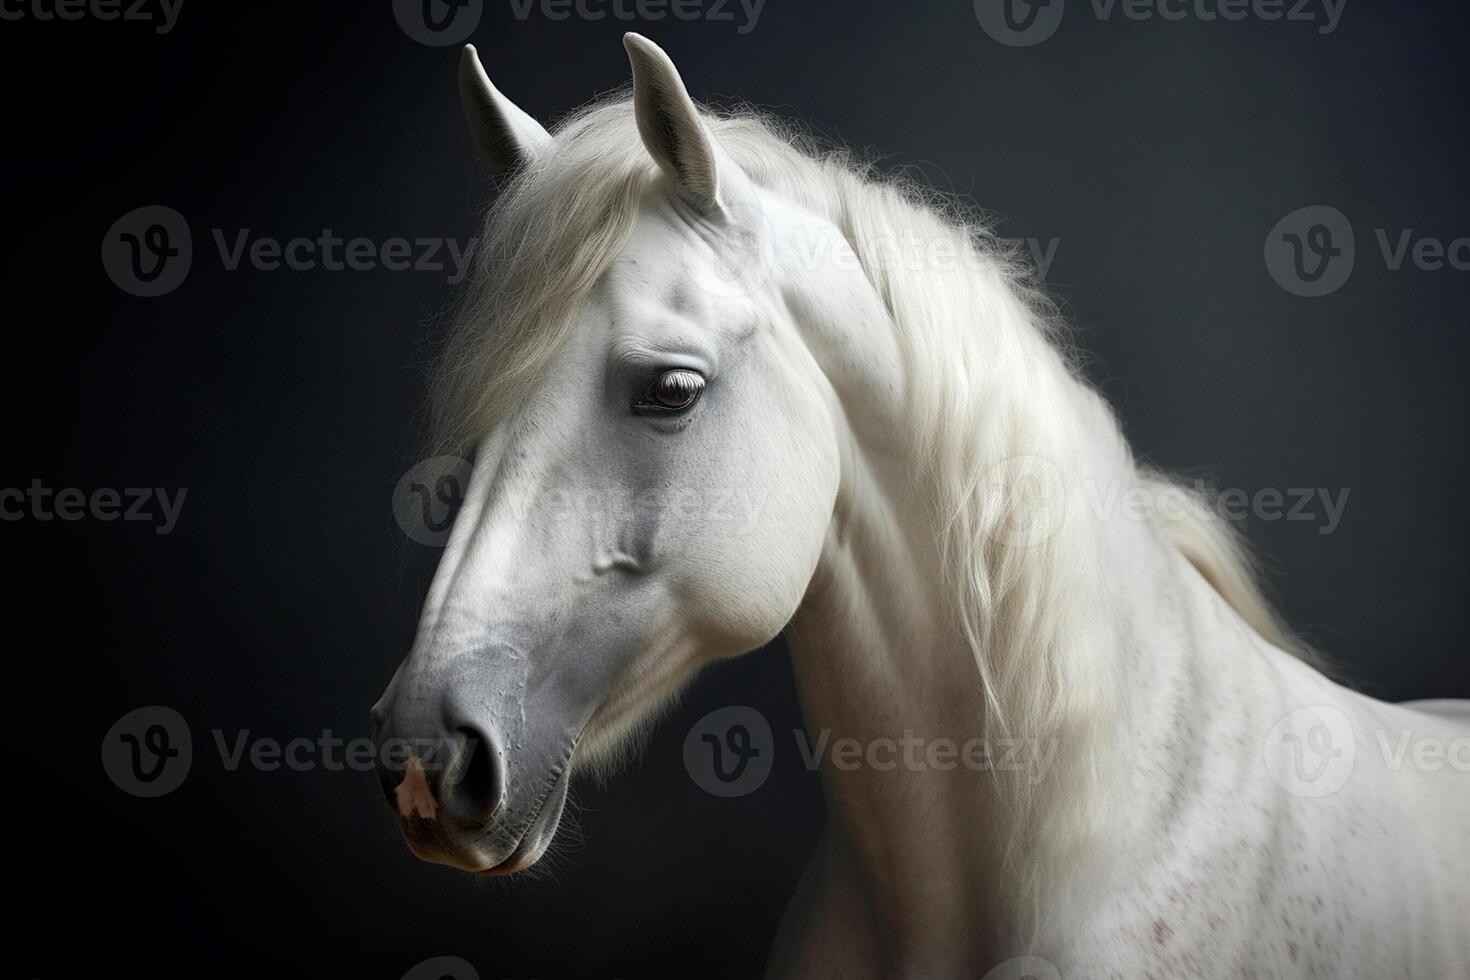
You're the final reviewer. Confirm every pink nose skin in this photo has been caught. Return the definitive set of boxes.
[394,757,439,821]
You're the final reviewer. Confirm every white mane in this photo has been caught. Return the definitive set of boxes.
[429,93,1316,927]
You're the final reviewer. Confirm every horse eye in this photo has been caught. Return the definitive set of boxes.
[635,369,705,416]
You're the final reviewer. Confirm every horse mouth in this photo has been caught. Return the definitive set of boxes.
[474,766,572,876]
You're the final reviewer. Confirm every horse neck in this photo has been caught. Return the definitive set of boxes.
[782,263,1215,960]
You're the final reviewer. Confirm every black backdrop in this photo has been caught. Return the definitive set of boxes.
[5,2,1467,977]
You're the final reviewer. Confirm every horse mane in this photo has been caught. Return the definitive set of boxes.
[428,92,1318,930]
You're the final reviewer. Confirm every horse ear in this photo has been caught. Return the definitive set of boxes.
[459,44,552,178]
[623,33,730,216]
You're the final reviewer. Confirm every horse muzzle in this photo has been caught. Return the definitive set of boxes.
[369,656,578,875]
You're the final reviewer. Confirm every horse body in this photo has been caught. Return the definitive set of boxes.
[1058,640,1470,980]
[767,295,1470,975]
[373,35,1470,978]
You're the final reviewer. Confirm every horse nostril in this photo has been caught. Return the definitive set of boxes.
[445,723,503,824]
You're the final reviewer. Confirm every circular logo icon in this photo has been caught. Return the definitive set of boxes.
[974,0,1066,47]
[977,454,1070,549]
[101,705,193,797]
[1264,205,1355,297]
[683,194,776,302]
[393,455,473,547]
[401,955,479,980]
[1263,704,1356,798]
[101,205,193,297]
[393,0,483,47]
[982,955,1062,980]
[683,705,773,798]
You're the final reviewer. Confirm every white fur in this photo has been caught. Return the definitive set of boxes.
[407,39,1470,977]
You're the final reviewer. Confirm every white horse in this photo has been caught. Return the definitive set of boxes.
[372,34,1470,978]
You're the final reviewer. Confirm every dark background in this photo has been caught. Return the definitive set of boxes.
[4,2,1467,977]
